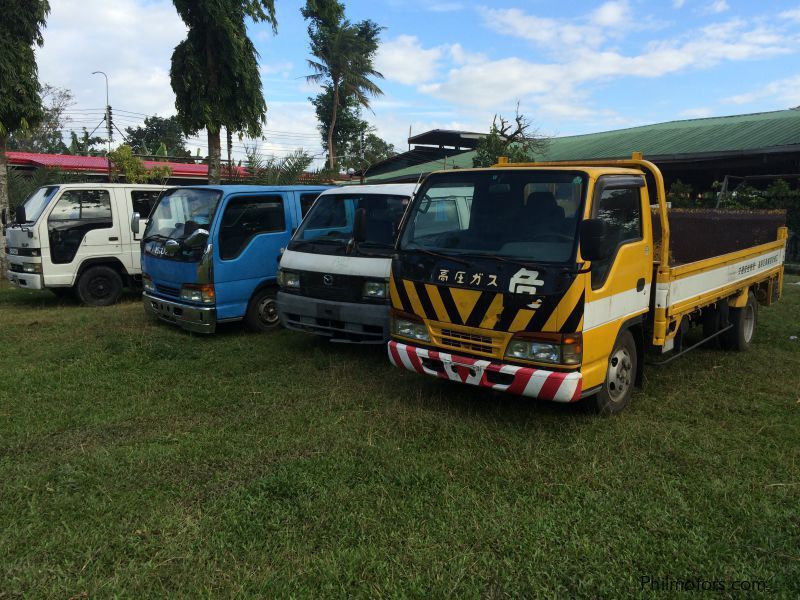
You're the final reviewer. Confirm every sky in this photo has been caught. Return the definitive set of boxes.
[35,0,800,165]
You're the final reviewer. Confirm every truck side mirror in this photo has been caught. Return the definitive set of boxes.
[353,207,367,243]
[184,228,209,249]
[580,218,610,262]
[14,205,27,224]
[130,212,141,234]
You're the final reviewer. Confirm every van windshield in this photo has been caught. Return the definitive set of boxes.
[290,192,410,254]
[399,170,587,264]
[20,186,60,223]
[143,188,222,241]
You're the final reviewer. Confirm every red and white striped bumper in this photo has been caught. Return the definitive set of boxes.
[388,341,582,402]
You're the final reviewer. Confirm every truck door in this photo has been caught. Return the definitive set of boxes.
[45,188,122,282]
[213,192,292,320]
[128,189,162,273]
[581,176,652,388]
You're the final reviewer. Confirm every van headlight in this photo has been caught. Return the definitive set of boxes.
[505,333,582,365]
[277,269,300,289]
[180,283,215,304]
[142,273,155,293]
[391,312,430,342]
[363,280,387,299]
[22,263,42,274]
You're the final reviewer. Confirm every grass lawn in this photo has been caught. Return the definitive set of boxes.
[1,279,799,598]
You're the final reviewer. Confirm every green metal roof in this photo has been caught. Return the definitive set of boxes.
[368,109,800,182]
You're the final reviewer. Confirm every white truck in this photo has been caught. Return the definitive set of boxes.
[3,183,166,305]
[277,183,417,343]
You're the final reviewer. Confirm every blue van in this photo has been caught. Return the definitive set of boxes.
[136,185,330,333]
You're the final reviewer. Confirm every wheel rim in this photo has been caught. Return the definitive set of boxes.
[607,346,633,402]
[742,303,755,343]
[88,276,113,300]
[257,297,279,325]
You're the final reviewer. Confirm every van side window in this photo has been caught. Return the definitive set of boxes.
[48,189,112,222]
[219,195,285,260]
[131,190,161,217]
[300,193,321,217]
[591,186,643,288]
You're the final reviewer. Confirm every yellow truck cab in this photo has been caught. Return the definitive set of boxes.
[387,154,788,414]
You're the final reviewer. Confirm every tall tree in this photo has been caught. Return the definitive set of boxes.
[302,0,384,170]
[472,105,550,168]
[7,84,72,154]
[0,0,50,272]
[125,115,190,158]
[170,0,276,184]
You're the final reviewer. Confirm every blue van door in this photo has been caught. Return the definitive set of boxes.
[213,192,294,320]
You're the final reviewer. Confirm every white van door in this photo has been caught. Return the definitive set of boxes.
[128,188,162,274]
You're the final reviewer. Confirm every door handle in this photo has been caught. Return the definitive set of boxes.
[109,236,119,241]
[636,278,645,292]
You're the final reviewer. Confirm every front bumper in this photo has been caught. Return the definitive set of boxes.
[388,340,582,402]
[143,292,216,334]
[277,291,389,343]
[6,270,43,290]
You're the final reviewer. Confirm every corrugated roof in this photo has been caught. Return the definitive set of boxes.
[368,109,800,182]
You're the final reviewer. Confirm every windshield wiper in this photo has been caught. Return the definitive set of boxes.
[403,247,470,266]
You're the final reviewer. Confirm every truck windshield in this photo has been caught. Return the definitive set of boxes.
[399,170,587,264]
[19,186,60,223]
[143,188,221,241]
[291,192,409,251]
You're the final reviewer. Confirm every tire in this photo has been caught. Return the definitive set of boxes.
[76,266,123,307]
[701,303,728,349]
[721,291,757,352]
[50,287,74,300]
[591,329,637,415]
[244,287,281,332]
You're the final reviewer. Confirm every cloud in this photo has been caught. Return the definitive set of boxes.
[673,0,687,7]
[260,61,294,78]
[37,0,186,119]
[702,0,730,15]
[725,74,800,107]
[375,35,445,85]
[592,1,631,27]
[780,7,800,22]
[679,107,714,118]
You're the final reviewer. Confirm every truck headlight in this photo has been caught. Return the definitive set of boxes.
[391,312,430,342]
[22,263,42,274]
[363,280,387,299]
[142,274,155,293]
[277,269,300,289]
[505,333,582,365]
[180,283,215,304]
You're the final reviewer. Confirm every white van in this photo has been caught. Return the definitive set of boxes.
[4,183,166,305]
[276,183,416,343]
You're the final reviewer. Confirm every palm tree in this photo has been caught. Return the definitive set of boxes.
[302,1,383,170]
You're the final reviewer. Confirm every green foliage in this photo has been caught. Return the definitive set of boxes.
[0,0,50,137]
[230,147,321,186]
[303,0,384,170]
[170,0,276,182]
[7,85,72,154]
[68,128,106,156]
[108,144,171,184]
[7,167,87,209]
[124,115,190,158]
[472,107,550,168]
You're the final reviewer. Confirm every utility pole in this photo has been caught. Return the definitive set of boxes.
[92,71,112,181]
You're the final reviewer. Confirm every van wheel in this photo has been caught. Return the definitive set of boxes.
[591,330,637,415]
[721,291,757,352]
[245,288,280,332]
[77,266,123,306]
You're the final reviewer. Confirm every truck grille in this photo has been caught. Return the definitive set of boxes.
[429,323,508,359]
[8,263,24,273]
[156,283,180,297]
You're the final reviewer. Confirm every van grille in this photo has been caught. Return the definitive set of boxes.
[156,283,180,297]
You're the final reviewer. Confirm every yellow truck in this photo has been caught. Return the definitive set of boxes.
[386,154,788,414]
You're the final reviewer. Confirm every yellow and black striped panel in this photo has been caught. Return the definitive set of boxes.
[391,275,585,334]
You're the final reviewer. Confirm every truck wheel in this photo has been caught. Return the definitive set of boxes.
[721,291,757,352]
[592,330,637,415]
[77,266,123,307]
[245,288,281,332]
